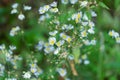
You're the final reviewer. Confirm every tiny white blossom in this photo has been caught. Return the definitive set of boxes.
[24,5,32,11]
[61,0,69,4]
[44,46,54,53]
[39,7,46,14]
[70,0,78,4]
[83,14,88,21]
[10,26,20,36]
[43,5,50,12]
[18,13,25,20]
[11,9,18,14]
[23,72,31,79]
[80,1,88,7]
[0,44,5,50]
[49,8,59,13]
[81,22,88,26]
[84,60,90,65]
[49,30,58,36]
[57,68,67,77]
[9,45,16,51]
[49,37,56,45]
[116,37,120,43]
[56,40,65,47]
[81,30,87,37]
[88,21,95,27]
[36,41,44,50]
[60,33,67,40]
[54,48,60,55]
[50,1,57,7]
[108,30,119,38]
[12,3,19,8]
[90,39,96,45]
[88,28,95,34]
[91,11,97,17]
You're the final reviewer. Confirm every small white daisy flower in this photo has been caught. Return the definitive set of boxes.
[24,5,32,11]
[81,30,88,37]
[49,30,58,36]
[49,37,56,45]
[11,9,18,14]
[57,68,67,77]
[80,1,88,7]
[50,1,57,7]
[12,3,19,9]
[84,60,90,65]
[61,0,69,4]
[49,8,59,13]
[18,13,25,20]
[70,0,78,4]
[23,72,31,79]
[116,37,120,43]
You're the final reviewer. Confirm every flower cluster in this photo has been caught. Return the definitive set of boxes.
[11,3,32,20]
[0,0,102,79]
[108,30,120,43]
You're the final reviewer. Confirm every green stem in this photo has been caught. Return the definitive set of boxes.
[98,32,105,80]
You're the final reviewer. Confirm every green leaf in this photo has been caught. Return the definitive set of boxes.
[99,2,109,10]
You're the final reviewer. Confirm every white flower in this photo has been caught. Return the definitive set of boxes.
[12,3,19,8]
[39,7,46,14]
[23,72,31,79]
[36,41,44,50]
[56,40,65,47]
[83,14,88,21]
[34,68,43,77]
[108,30,119,38]
[62,24,74,30]
[24,5,32,11]
[49,8,59,13]
[84,60,90,65]
[61,0,69,4]
[0,64,5,76]
[116,37,120,43]
[90,39,96,45]
[0,44,5,50]
[49,37,56,45]
[80,1,88,7]
[54,48,60,55]
[88,21,95,27]
[30,67,37,73]
[81,30,88,37]
[83,40,90,45]
[9,45,16,51]
[60,33,67,40]
[11,9,18,14]
[81,22,88,26]
[18,13,25,20]
[49,30,58,36]
[66,36,72,43]
[10,26,20,36]
[50,1,57,7]
[43,5,50,12]
[88,28,95,34]
[72,12,82,23]
[44,46,54,53]
[70,0,78,4]
[114,32,119,38]
[68,54,74,60]
[57,68,67,77]
[91,11,97,17]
